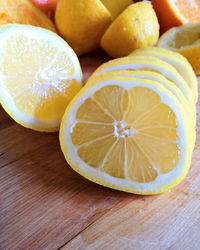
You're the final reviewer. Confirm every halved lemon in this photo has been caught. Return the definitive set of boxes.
[129,47,198,102]
[158,23,200,75]
[60,74,193,194]
[0,24,82,132]
[92,56,194,104]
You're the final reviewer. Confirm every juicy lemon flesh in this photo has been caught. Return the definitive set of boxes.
[1,33,80,122]
[71,85,179,183]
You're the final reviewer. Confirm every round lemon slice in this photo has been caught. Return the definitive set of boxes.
[90,70,196,122]
[92,56,194,104]
[60,74,193,195]
[0,24,82,132]
[88,70,196,147]
[129,47,198,102]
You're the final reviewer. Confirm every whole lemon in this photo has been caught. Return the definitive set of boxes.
[101,2,160,58]
[55,0,112,56]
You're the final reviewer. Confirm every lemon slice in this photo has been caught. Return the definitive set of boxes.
[91,70,195,120]
[60,74,193,194]
[0,24,82,132]
[130,47,198,102]
[92,56,194,104]
[158,23,200,75]
[89,70,196,145]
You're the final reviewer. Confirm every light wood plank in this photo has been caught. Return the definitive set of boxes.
[0,52,199,250]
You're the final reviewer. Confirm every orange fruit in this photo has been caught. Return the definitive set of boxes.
[152,0,200,33]
[30,0,58,18]
[0,0,56,32]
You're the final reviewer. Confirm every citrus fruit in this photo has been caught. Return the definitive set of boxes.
[91,70,192,113]
[89,70,197,139]
[0,24,82,132]
[89,69,196,138]
[60,74,194,195]
[100,2,159,58]
[92,56,194,104]
[158,23,200,75]
[100,0,133,20]
[30,0,58,18]
[0,0,56,32]
[55,0,112,56]
[130,47,198,102]
[152,0,200,33]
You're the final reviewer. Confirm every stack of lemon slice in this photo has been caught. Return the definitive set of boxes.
[60,47,197,195]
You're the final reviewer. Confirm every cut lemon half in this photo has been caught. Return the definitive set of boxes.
[0,24,82,132]
[92,56,194,104]
[158,23,200,75]
[100,2,159,57]
[130,47,198,102]
[60,75,193,195]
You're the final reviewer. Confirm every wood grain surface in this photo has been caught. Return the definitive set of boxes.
[0,50,200,250]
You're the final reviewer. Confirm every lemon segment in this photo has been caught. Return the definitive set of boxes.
[0,24,82,132]
[60,75,193,194]
[130,47,198,102]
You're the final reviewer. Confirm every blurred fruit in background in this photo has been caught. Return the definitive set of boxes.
[0,0,56,32]
[101,2,159,58]
[29,0,57,19]
[152,0,200,33]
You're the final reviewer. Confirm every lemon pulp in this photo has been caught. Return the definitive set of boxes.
[71,85,179,183]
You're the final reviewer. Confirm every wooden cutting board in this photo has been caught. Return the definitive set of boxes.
[0,50,200,250]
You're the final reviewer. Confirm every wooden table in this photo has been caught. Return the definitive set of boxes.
[1,51,200,250]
